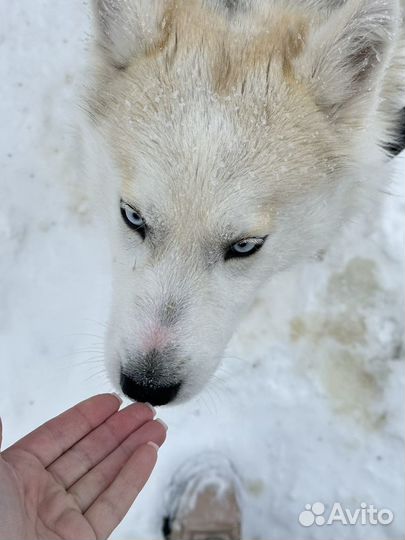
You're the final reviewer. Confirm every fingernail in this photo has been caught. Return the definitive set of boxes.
[111,392,123,405]
[155,418,168,431]
[144,402,156,416]
[147,441,160,452]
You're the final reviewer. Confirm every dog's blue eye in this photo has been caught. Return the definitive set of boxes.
[225,237,266,261]
[120,202,146,239]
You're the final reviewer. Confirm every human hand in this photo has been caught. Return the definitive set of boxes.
[0,394,167,540]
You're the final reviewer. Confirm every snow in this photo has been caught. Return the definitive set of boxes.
[0,2,404,539]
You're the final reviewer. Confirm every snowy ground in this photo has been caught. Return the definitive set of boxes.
[1,2,404,539]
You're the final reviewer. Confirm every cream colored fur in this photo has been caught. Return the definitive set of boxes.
[82,0,404,403]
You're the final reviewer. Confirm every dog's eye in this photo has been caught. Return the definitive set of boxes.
[120,202,146,239]
[225,237,266,261]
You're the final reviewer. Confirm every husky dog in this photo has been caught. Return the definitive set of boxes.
[83,0,405,405]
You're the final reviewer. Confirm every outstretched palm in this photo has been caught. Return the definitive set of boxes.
[0,394,166,540]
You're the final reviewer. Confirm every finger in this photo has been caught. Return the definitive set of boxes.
[47,402,155,488]
[69,419,166,512]
[3,394,122,467]
[0,417,3,449]
[84,442,159,540]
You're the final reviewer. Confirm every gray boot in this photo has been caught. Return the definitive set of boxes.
[163,453,242,540]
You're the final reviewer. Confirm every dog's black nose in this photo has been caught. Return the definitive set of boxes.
[120,372,181,405]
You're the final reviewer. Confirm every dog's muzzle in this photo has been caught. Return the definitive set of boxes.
[119,348,183,405]
[120,371,182,405]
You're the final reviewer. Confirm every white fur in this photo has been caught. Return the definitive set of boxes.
[82,0,404,403]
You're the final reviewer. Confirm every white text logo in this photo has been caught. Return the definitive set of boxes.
[298,502,394,527]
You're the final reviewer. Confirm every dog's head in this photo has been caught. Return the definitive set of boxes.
[85,0,399,404]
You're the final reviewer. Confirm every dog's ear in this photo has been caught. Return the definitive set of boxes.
[302,0,399,121]
[92,0,172,68]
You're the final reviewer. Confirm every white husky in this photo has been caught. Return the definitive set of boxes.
[82,0,405,405]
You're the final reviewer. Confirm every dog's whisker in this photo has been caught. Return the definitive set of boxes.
[54,356,106,370]
[75,318,109,328]
[55,349,105,362]
[66,332,105,340]
[83,367,110,383]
